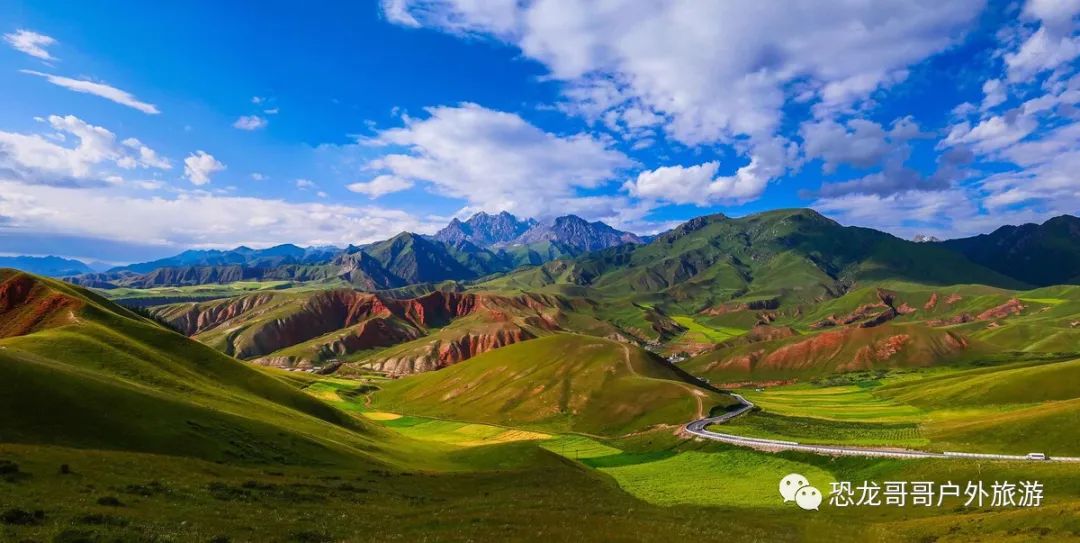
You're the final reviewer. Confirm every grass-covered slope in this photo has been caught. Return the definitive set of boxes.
[0,269,388,465]
[940,214,1080,286]
[484,209,1027,312]
[718,355,1080,455]
[371,334,735,435]
[684,322,984,382]
[153,288,627,374]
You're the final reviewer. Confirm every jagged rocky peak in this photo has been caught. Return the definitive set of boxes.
[434,211,536,247]
[912,234,942,243]
[516,214,644,252]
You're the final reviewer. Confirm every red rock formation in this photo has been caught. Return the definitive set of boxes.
[0,273,82,338]
[976,298,1025,320]
[924,292,939,310]
[744,325,798,343]
[852,335,911,366]
[396,291,478,328]
[700,298,780,316]
[166,293,277,335]
[365,325,536,376]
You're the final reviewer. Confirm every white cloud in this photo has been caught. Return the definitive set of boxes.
[381,0,422,27]
[295,178,316,189]
[361,102,632,217]
[1005,26,1080,82]
[943,110,1038,154]
[802,119,891,173]
[250,172,267,181]
[347,174,414,198]
[120,138,171,170]
[622,134,799,205]
[233,115,268,130]
[20,70,160,114]
[0,115,170,187]
[264,107,279,115]
[981,79,1007,110]
[625,162,721,205]
[134,180,164,190]
[251,96,265,104]
[1004,0,1080,82]
[387,0,982,146]
[0,180,442,249]
[624,148,794,206]
[4,29,57,60]
[183,151,225,186]
[811,187,1062,240]
[385,1,983,210]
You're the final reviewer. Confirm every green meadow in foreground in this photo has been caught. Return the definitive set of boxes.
[717,357,1080,455]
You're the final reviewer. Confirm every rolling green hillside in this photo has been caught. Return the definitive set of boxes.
[722,355,1080,455]
[484,209,1027,313]
[371,334,736,435]
[940,214,1080,286]
[0,269,390,465]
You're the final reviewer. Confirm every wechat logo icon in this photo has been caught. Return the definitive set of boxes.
[779,473,822,511]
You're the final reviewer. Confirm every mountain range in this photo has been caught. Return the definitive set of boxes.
[939,214,1080,286]
[125,208,1080,378]
[62,212,645,289]
[5,211,1078,293]
[0,255,98,277]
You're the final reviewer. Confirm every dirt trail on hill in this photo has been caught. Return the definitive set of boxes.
[620,344,705,420]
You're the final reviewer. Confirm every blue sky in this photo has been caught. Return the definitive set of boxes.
[1,0,1078,263]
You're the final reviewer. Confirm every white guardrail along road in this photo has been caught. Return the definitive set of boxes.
[684,394,1080,463]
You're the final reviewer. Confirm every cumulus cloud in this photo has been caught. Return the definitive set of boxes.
[943,111,1039,154]
[383,1,983,211]
[233,115,268,130]
[4,29,57,60]
[295,178,316,189]
[811,187,1058,240]
[0,115,170,187]
[386,0,982,146]
[0,180,443,249]
[347,174,414,198]
[183,151,225,186]
[361,102,632,217]
[1005,0,1080,82]
[21,70,160,114]
[626,138,797,206]
[981,79,1007,110]
[802,116,930,176]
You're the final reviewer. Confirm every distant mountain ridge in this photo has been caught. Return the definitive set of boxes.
[940,214,1080,286]
[434,211,642,252]
[59,210,1080,291]
[0,255,94,277]
[485,208,1029,311]
[110,244,339,274]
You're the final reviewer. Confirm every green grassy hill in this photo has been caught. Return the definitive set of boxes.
[0,269,391,466]
[940,214,1080,286]
[371,334,736,435]
[717,354,1080,455]
[483,209,1027,313]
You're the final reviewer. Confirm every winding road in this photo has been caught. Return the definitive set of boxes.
[683,393,1080,463]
